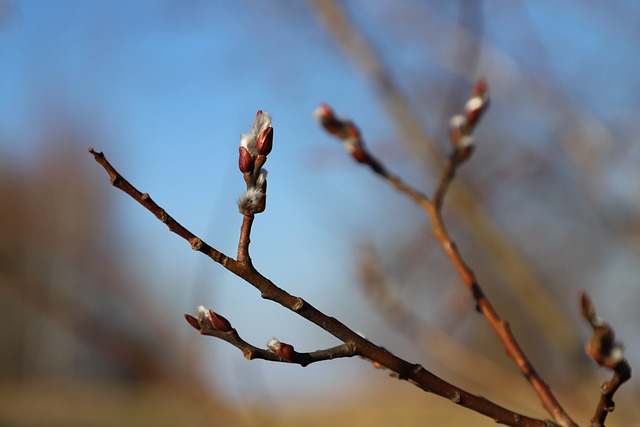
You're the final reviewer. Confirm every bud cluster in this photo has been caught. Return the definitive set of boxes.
[238,110,273,215]
[184,305,233,332]
[449,78,490,161]
[313,103,368,163]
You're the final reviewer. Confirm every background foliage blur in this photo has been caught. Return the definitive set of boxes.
[1,1,639,426]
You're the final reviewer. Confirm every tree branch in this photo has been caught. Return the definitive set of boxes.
[184,309,357,367]
[314,82,578,427]
[90,146,558,427]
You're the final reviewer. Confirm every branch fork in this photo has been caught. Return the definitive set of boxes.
[90,82,630,427]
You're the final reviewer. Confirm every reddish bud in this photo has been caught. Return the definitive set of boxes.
[257,126,273,156]
[345,123,360,139]
[471,78,488,99]
[351,147,368,163]
[239,146,254,173]
[277,342,295,361]
[313,103,333,120]
[184,314,201,331]
[207,310,233,332]
[267,338,294,360]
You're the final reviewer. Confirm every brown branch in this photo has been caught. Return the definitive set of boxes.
[90,147,559,427]
[581,292,631,427]
[237,214,254,265]
[315,90,578,427]
[184,311,357,367]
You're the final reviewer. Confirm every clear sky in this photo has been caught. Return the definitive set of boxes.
[1,0,639,406]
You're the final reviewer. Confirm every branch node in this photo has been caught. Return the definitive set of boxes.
[159,209,169,223]
[242,348,253,360]
[292,297,304,311]
[190,237,203,251]
[450,391,461,404]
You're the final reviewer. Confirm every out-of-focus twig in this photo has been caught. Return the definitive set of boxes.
[315,85,577,427]
[580,292,631,427]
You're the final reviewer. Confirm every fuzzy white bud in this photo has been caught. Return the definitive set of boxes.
[312,104,330,122]
[252,112,272,137]
[609,345,625,363]
[267,337,281,352]
[196,305,209,323]
[240,133,257,155]
[465,96,485,114]
[449,114,467,131]
[237,187,264,215]
[342,137,360,154]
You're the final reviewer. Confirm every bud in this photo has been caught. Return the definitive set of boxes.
[342,138,367,163]
[208,310,233,332]
[267,338,295,360]
[238,187,264,216]
[471,78,488,99]
[239,146,254,173]
[184,314,201,330]
[464,96,486,123]
[196,305,209,323]
[267,337,281,352]
[454,135,475,162]
[312,103,333,122]
[256,126,273,156]
[252,110,272,138]
[466,78,489,124]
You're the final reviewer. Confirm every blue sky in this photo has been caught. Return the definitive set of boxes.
[2,0,639,406]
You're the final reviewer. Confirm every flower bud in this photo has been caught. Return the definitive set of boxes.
[252,110,272,138]
[267,338,295,360]
[184,314,201,330]
[257,126,273,156]
[238,187,264,216]
[312,103,333,122]
[208,310,233,332]
[239,146,254,173]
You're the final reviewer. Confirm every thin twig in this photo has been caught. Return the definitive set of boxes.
[90,147,559,427]
[581,292,631,427]
[185,312,357,367]
[315,96,577,427]
[237,214,254,265]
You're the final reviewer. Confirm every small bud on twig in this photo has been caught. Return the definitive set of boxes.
[257,126,273,156]
[251,110,272,140]
[190,305,233,332]
[267,337,295,361]
[184,313,201,330]
[239,146,255,173]
[238,187,265,216]
[208,310,233,332]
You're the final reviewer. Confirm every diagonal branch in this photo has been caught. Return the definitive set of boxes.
[90,147,560,427]
[315,94,578,427]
